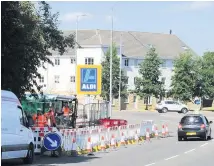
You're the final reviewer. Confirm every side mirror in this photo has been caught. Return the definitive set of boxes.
[210,121,213,124]
[27,116,34,127]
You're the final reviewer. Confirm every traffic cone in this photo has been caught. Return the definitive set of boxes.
[71,138,78,156]
[100,136,106,151]
[155,126,159,139]
[120,132,126,147]
[110,134,116,149]
[146,128,151,142]
[162,125,166,138]
[87,137,94,156]
[134,131,140,144]
[165,124,169,137]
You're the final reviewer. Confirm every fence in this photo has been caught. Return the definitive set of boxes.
[31,119,170,155]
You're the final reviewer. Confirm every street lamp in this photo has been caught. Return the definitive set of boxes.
[75,14,87,95]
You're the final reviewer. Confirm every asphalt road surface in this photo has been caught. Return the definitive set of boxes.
[2,110,214,166]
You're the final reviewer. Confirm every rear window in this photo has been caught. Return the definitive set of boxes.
[180,116,204,125]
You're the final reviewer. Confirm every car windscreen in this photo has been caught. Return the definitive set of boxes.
[180,116,204,125]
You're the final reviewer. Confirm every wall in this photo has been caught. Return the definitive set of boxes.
[122,58,174,91]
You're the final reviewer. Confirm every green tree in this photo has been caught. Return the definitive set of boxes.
[201,52,214,98]
[101,44,128,101]
[170,51,201,101]
[134,47,163,109]
[1,1,74,98]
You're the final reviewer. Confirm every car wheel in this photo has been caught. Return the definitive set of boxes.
[162,107,168,113]
[181,108,188,114]
[158,110,162,113]
[23,144,34,164]
[178,137,182,141]
[203,133,207,141]
[208,129,212,140]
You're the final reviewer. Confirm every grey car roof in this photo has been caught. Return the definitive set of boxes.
[53,29,197,59]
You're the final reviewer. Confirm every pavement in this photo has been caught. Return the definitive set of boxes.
[2,110,214,166]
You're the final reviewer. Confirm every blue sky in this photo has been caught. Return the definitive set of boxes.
[47,1,214,56]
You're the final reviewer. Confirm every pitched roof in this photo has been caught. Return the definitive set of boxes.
[59,29,196,59]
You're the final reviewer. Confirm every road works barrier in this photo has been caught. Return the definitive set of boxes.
[31,120,170,156]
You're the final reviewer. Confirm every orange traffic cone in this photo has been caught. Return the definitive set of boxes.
[165,124,169,137]
[134,130,140,144]
[146,128,151,142]
[162,125,166,138]
[120,132,126,146]
[71,138,78,156]
[110,134,116,149]
[87,137,94,155]
[100,136,106,151]
[155,126,159,139]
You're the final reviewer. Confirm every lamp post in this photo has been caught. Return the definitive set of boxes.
[118,33,122,111]
[75,14,87,95]
[109,7,113,116]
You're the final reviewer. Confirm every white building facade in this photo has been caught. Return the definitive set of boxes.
[37,46,174,96]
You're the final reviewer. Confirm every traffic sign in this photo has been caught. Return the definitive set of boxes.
[43,133,62,151]
[76,65,102,95]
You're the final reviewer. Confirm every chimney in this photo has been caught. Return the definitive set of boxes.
[170,29,172,35]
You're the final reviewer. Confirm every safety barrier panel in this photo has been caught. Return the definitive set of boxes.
[31,127,59,153]
[31,120,170,156]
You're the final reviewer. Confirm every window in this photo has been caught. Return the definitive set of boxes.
[85,58,94,65]
[70,76,75,82]
[134,77,137,84]
[17,106,27,126]
[133,96,137,102]
[39,76,44,83]
[125,77,129,84]
[124,59,129,66]
[134,59,138,66]
[71,58,75,64]
[204,116,209,125]
[54,75,60,83]
[165,101,174,104]
[161,60,166,67]
[144,96,152,105]
[180,116,203,125]
[161,77,166,85]
[55,58,60,65]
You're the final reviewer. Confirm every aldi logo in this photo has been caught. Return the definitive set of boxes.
[76,65,102,95]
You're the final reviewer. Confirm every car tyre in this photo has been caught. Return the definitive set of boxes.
[181,108,188,114]
[208,129,212,140]
[23,144,34,164]
[162,107,168,113]
[178,137,182,141]
[202,133,207,141]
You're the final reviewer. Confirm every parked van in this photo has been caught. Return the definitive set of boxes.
[1,90,34,164]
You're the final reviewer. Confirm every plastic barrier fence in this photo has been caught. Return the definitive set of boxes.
[31,120,169,155]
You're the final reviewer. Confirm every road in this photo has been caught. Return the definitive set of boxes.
[2,110,214,166]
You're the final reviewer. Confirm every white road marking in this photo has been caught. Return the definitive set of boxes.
[200,143,208,147]
[164,155,179,161]
[144,163,156,166]
[184,149,196,154]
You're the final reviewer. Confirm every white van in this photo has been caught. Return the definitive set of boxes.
[1,90,34,164]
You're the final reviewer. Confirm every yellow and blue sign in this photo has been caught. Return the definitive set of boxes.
[76,65,102,95]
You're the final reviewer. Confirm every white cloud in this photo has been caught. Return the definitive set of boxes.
[171,1,214,12]
[60,12,93,23]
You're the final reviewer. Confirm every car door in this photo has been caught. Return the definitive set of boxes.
[165,101,174,111]
[167,101,177,111]
[15,106,29,158]
[173,101,182,111]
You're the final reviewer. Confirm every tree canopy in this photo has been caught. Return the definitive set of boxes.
[101,44,128,101]
[1,1,74,98]
[134,47,163,102]
[201,51,214,98]
[170,51,201,101]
